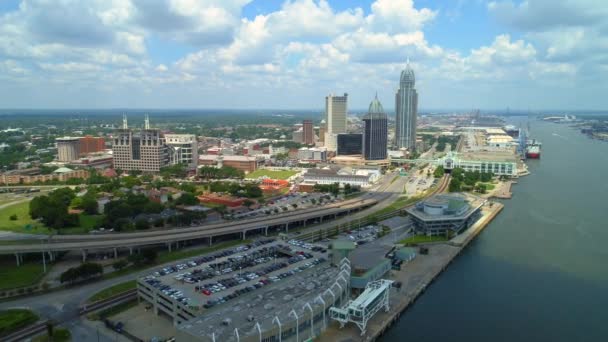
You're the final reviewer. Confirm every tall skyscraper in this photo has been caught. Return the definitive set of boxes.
[302,120,314,145]
[395,61,418,151]
[112,116,168,173]
[363,95,388,160]
[324,93,348,151]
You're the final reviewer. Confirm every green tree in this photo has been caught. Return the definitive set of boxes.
[112,259,128,271]
[142,249,157,264]
[135,218,150,230]
[433,166,445,178]
[175,192,198,205]
[80,194,98,215]
[448,178,462,192]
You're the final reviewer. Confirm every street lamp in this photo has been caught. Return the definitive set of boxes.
[273,316,282,342]
[303,302,314,339]
[289,309,299,342]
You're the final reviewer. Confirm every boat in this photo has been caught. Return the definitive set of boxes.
[526,139,541,159]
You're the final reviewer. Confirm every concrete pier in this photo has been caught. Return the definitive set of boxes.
[319,202,504,342]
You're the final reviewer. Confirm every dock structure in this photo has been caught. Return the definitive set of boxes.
[329,279,394,335]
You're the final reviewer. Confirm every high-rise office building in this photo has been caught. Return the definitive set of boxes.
[324,93,348,151]
[395,61,418,150]
[363,95,388,160]
[337,133,362,155]
[56,137,80,162]
[79,136,105,155]
[302,120,314,145]
[319,120,326,144]
[165,134,198,170]
[112,115,168,173]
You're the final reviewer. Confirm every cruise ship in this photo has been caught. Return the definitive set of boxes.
[526,139,541,159]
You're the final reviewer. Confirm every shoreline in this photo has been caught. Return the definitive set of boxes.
[319,201,505,342]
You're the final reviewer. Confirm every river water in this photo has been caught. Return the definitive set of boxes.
[382,119,608,341]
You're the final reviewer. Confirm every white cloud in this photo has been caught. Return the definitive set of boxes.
[0,0,606,109]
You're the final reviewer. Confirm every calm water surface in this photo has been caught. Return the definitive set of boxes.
[382,120,608,342]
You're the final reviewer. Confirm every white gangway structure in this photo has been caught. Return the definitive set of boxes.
[329,279,393,335]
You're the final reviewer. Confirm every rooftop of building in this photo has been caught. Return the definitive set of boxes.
[447,151,519,163]
[199,155,259,162]
[406,193,485,221]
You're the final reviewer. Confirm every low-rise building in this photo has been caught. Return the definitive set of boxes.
[298,147,327,162]
[406,193,483,236]
[0,167,89,185]
[440,151,519,177]
[302,168,374,188]
[198,155,261,173]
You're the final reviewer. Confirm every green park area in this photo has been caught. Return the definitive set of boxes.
[87,280,136,303]
[0,308,39,336]
[0,201,50,234]
[400,234,448,245]
[245,169,298,180]
[33,327,72,342]
[0,261,46,290]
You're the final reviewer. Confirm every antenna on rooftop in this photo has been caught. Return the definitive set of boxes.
[144,114,150,129]
[122,114,128,129]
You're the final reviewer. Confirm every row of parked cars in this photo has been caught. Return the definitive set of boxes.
[174,248,281,284]
[287,240,327,253]
[195,261,289,295]
[143,278,193,306]
[202,257,327,309]
[150,239,276,278]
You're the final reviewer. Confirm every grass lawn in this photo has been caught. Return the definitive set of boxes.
[57,215,103,235]
[87,280,136,303]
[245,169,298,180]
[0,308,39,335]
[0,262,46,290]
[0,202,103,235]
[399,234,448,245]
[480,182,496,190]
[32,327,71,342]
[0,201,50,234]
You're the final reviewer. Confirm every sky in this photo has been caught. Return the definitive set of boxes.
[0,0,607,111]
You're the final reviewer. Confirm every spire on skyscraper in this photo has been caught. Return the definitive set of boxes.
[122,114,128,129]
[144,114,150,129]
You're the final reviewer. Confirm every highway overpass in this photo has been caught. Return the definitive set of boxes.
[2,197,379,264]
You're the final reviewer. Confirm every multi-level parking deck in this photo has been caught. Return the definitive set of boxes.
[137,238,329,327]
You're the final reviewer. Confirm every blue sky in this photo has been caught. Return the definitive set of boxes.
[0,0,606,110]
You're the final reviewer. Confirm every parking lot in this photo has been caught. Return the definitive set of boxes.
[232,192,337,219]
[138,238,329,321]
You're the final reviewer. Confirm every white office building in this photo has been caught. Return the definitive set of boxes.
[324,93,348,151]
[165,134,198,170]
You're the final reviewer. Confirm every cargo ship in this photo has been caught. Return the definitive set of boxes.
[526,139,541,159]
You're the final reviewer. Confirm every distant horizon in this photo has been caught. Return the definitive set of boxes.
[0,108,606,114]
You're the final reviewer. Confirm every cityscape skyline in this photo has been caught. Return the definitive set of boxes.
[0,0,606,110]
